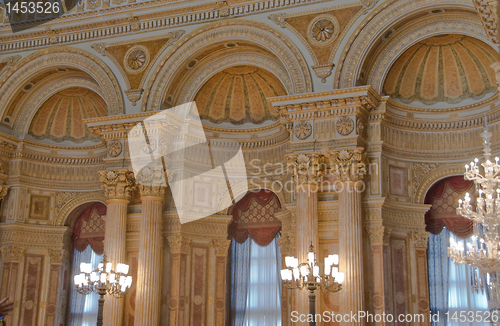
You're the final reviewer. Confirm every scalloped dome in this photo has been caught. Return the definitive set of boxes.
[384,34,498,105]
[194,66,287,125]
[29,87,108,143]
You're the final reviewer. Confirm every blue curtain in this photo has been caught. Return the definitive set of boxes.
[428,229,450,326]
[69,246,103,326]
[231,234,282,326]
[428,229,489,326]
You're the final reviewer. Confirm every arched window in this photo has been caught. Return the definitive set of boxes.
[68,203,106,326]
[425,176,488,325]
[228,190,282,326]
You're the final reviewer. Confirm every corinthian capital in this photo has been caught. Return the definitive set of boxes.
[286,152,326,186]
[99,169,136,201]
[327,148,366,182]
[136,166,167,198]
[410,231,429,249]
[0,246,25,262]
[212,239,231,256]
[47,249,66,265]
[0,185,9,200]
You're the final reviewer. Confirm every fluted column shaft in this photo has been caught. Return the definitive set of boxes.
[338,182,364,326]
[135,194,163,326]
[99,169,135,326]
[103,199,128,326]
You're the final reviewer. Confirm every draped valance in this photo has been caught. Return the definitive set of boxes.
[72,203,106,254]
[229,190,281,246]
[425,176,474,238]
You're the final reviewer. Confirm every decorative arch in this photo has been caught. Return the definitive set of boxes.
[0,47,124,123]
[335,0,479,89]
[414,163,465,204]
[366,15,493,93]
[11,75,103,138]
[55,192,107,226]
[143,19,312,112]
[176,52,293,105]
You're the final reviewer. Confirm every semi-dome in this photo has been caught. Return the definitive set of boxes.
[29,87,108,143]
[384,34,498,105]
[194,65,287,125]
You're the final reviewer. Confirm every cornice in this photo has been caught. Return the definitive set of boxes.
[385,93,499,113]
[0,223,68,249]
[0,0,333,54]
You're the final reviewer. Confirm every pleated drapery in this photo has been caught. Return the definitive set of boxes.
[72,203,107,254]
[230,235,282,326]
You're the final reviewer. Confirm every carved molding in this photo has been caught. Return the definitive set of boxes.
[327,147,367,182]
[0,185,9,200]
[143,19,312,112]
[0,48,124,122]
[99,169,136,201]
[212,239,231,256]
[54,192,107,226]
[473,0,498,43]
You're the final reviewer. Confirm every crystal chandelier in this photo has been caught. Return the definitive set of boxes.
[449,123,500,308]
[74,254,132,326]
[281,243,344,325]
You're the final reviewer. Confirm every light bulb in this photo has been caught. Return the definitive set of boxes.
[300,265,309,276]
[325,265,331,276]
[110,273,116,283]
[293,268,300,280]
[308,251,315,266]
[285,256,294,268]
[331,267,339,278]
[313,265,319,277]
[119,275,126,285]
[336,272,345,284]
[101,273,107,283]
[74,275,81,286]
[332,254,339,265]
[281,269,289,281]
[126,276,133,287]
[106,263,112,273]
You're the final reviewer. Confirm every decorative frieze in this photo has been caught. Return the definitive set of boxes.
[327,147,366,182]
[99,169,136,200]
[472,0,498,43]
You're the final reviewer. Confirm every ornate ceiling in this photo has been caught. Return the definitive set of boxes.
[384,34,497,105]
[29,87,107,143]
[194,65,286,125]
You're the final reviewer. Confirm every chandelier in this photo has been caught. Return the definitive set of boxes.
[449,123,500,308]
[281,243,344,325]
[74,254,132,326]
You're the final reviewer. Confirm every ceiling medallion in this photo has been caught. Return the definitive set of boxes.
[124,45,150,74]
[294,121,312,140]
[336,117,354,136]
[307,15,340,46]
[107,140,122,157]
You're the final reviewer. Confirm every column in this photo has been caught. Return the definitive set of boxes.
[211,239,231,326]
[410,231,430,326]
[286,152,325,320]
[366,226,385,326]
[99,169,136,326]
[45,249,66,326]
[328,148,366,326]
[167,236,191,326]
[0,246,25,325]
[135,167,165,326]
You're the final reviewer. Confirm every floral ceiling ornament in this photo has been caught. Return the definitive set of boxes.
[294,121,312,140]
[124,46,149,74]
[312,19,335,42]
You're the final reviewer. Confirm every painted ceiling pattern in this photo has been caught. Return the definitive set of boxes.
[194,65,287,125]
[29,87,108,143]
[384,34,498,105]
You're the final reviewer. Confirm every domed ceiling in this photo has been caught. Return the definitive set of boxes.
[194,66,287,125]
[384,34,498,105]
[29,87,108,143]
